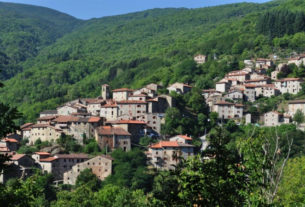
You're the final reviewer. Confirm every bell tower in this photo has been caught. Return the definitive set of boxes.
[101,84,110,100]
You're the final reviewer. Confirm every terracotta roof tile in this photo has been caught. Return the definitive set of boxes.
[11,154,26,161]
[20,123,34,129]
[107,120,147,125]
[98,126,131,136]
[88,117,101,123]
[3,138,18,143]
[40,157,58,162]
[55,154,89,159]
[37,115,58,121]
[117,100,146,104]
[177,135,192,141]
[53,116,80,123]
[112,88,134,92]
[35,152,51,156]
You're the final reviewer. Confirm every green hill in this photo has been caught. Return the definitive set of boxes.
[2,0,305,121]
[0,2,81,79]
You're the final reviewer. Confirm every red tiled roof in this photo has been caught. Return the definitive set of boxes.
[116,100,147,104]
[35,152,51,156]
[3,138,18,143]
[275,78,303,82]
[108,120,147,125]
[53,116,79,123]
[215,101,234,105]
[55,154,89,159]
[98,126,131,136]
[20,123,34,129]
[112,88,134,92]
[102,103,118,108]
[37,115,58,121]
[40,157,58,162]
[244,84,257,88]
[11,154,26,161]
[31,124,51,128]
[150,141,179,149]
[88,117,101,123]
[177,135,192,141]
[235,104,244,107]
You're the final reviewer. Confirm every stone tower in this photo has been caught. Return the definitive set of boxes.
[101,84,110,100]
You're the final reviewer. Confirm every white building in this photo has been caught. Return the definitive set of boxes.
[274,78,303,95]
[213,101,243,119]
[194,54,206,64]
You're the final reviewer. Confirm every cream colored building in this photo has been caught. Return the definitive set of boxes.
[167,82,192,94]
[100,103,118,121]
[255,84,280,98]
[288,56,305,67]
[147,141,194,170]
[215,81,230,93]
[213,101,243,119]
[112,88,134,101]
[38,154,89,180]
[117,100,147,120]
[264,111,283,126]
[288,100,305,116]
[274,78,303,94]
[29,124,62,145]
[64,155,113,185]
[194,54,206,64]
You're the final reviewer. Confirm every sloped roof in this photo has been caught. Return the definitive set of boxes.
[35,152,51,156]
[288,100,305,104]
[53,116,80,123]
[55,154,89,159]
[98,126,131,136]
[37,116,58,121]
[150,141,194,149]
[20,123,34,129]
[3,138,18,143]
[108,120,147,125]
[88,117,101,123]
[116,100,147,104]
[40,157,58,162]
[11,154,26,161]
[112,88,134,92]
[176,135,192,141]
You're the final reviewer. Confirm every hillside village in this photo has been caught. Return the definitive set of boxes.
[2,53,305,184]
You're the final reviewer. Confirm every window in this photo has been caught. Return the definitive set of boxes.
[137,105,141,107]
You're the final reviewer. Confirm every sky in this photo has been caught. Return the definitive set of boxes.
[2,0,271,19]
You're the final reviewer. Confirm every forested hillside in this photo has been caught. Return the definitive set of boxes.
[0,2,81,80]
[2,0,305,122]
[0,1,283,121]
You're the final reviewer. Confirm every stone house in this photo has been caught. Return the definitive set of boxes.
[53,116,102,144]
[243,84,256,102]
[86,99,106,116]
[213,101,243,119]
[57,105,86,116]
[32,151,51,163]
[264,111,284,126]
[224,89,243,101]
[29,124,63,145]
[0,154,36,183]
[255,84,280,98]
[147,141,194,170]
[39,110,58,118]
[144,113,163,134]
[38,154,89,181]
[112,88,134,101]
[0,138,19,152]
[107,120,147,143]
[64,155,113,185]
[133,88,156,98]
[194,54,206,64]
[95,126,131,152]
[167,82,192,94]
[225,71,250,82]
[215,81,230,93]
[128,94,149,102]
[117,100,147,120]
[244,78,271,86]
[20,123,34,139]
[100,102,118,121]
[274,78,304,95]
[169,135,192,144]
[288,55,305,67]
[146,83,162,92]
[202,89,222,100]
[288,100,305,116]
[255,58,273,69]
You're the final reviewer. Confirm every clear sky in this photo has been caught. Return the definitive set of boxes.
[1,0,271,19]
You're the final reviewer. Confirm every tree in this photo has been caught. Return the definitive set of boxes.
[161,107,182,136]
[76,168,101,191]
[293,109,305,125]
[276,156,305,206]
[177,127,248,206]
